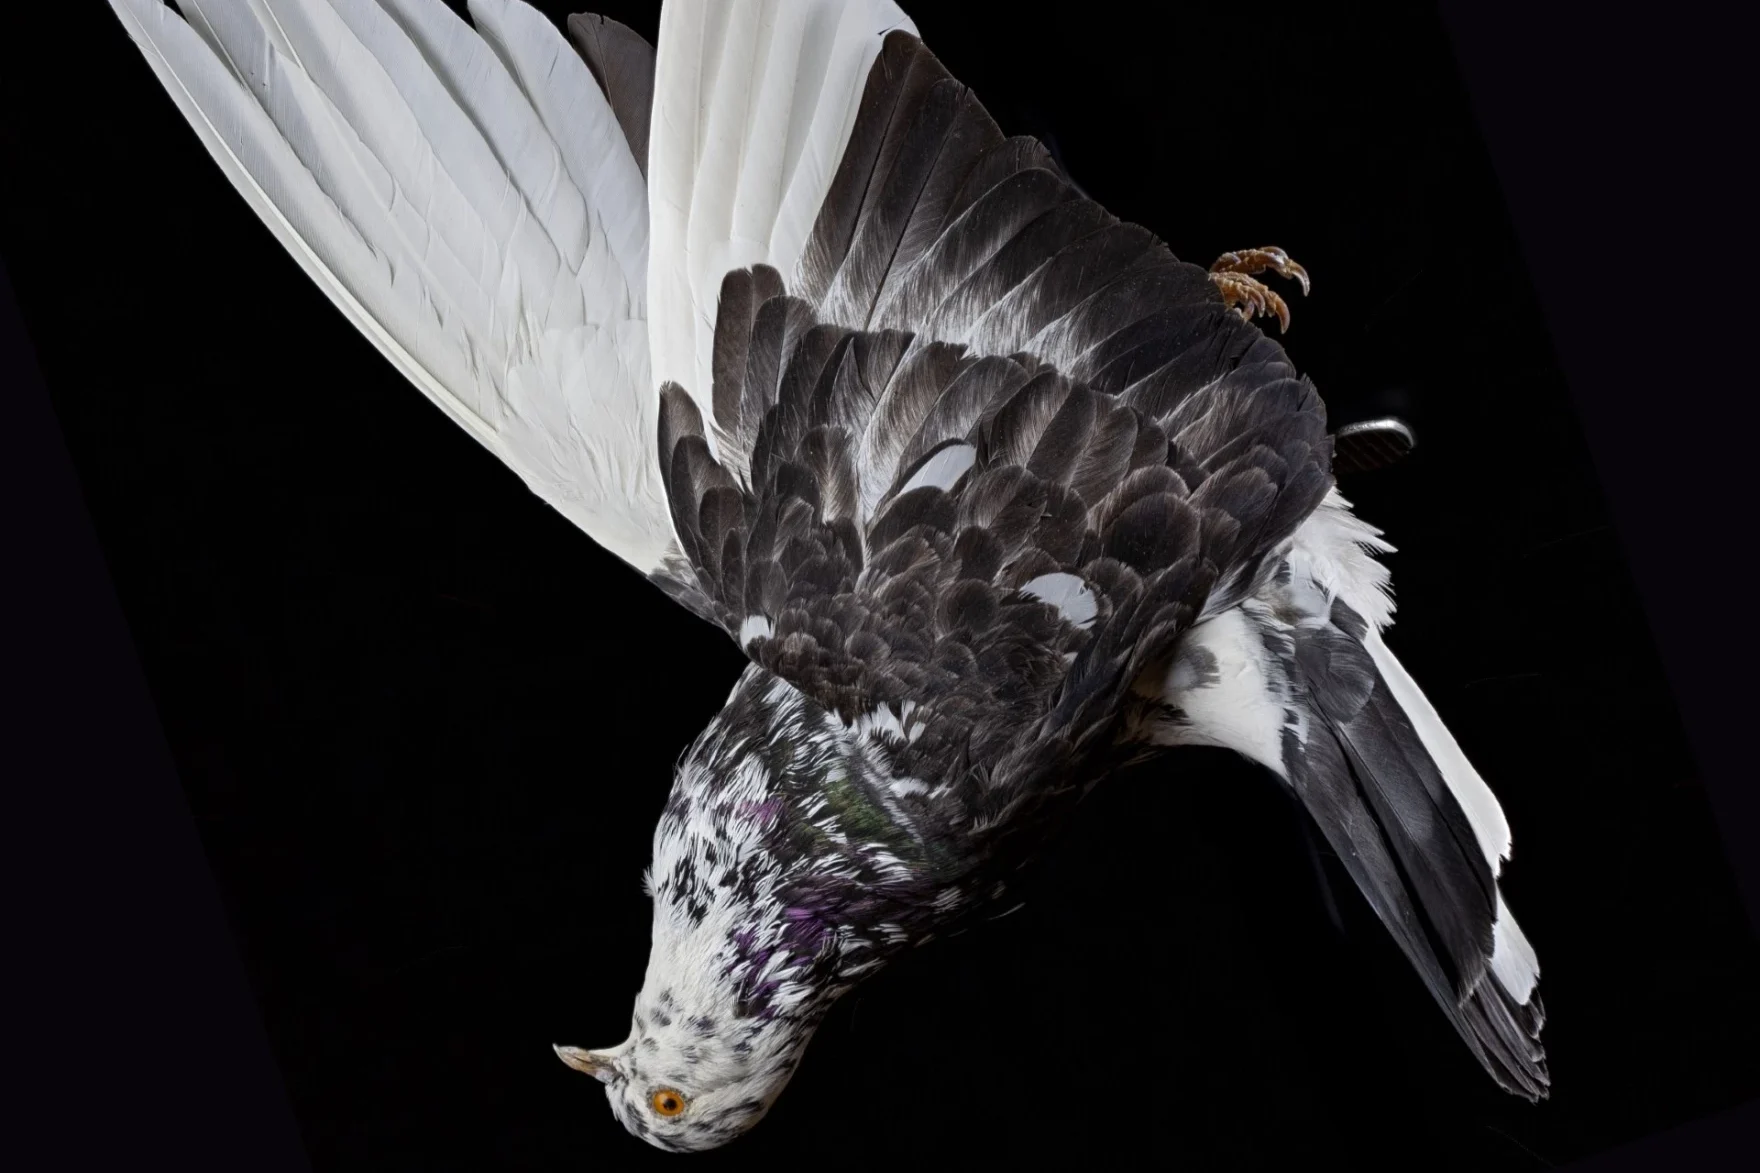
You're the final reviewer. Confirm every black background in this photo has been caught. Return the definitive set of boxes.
[4,1,1757,1169]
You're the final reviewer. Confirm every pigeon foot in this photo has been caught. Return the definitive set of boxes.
[1209,246,1311,333]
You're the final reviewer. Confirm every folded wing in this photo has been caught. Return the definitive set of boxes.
[646,12,1329,839]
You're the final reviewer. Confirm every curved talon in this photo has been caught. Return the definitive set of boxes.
[1211,245,1310,292]
[1210,245,1309,332]
[1212,271,1293,333]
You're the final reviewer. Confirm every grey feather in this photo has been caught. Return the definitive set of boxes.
[566,13,655,179]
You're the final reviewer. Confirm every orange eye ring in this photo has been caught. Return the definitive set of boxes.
[651,1088,688,1118]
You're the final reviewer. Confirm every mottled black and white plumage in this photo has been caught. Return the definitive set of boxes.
[108,0,1545,1152]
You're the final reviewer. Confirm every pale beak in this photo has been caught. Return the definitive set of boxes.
[553,1043,621,1084]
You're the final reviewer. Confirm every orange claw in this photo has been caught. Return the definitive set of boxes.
[1209,246,1309,332]
[1211,270,1293,333]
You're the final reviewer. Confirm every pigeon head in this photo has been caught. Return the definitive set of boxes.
[553,669,879,1150]
[553,999,805,1153]
[552,844,827,1153]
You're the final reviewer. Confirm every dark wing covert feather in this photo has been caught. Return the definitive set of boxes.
[654,32,1332,827]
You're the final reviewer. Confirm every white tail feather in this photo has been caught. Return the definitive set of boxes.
[1295,494,1536,1003]
[1291,491,1513,872]
[1490,894,1541,1004]
[1163,493,1537,1006]
[1364,629,1515,874]
[1363,630,1535,1003]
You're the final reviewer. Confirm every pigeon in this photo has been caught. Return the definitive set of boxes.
[106,0,1545,1152]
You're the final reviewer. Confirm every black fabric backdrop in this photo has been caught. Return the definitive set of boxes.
[3,2,1756,1169]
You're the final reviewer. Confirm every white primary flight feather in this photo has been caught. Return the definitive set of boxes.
[646,0,916,464]
[107,0,673,573]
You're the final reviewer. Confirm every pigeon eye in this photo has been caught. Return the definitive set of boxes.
[651,1088,688,1117]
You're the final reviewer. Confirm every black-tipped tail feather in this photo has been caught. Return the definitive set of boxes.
[1147,569,1548,1100]
[1278,602,1549,1100]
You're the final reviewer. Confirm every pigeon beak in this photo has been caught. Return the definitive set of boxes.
[553,1044,622,1084]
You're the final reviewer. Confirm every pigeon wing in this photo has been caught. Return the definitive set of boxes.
[106,0,680,578]
[647,12,1331,819]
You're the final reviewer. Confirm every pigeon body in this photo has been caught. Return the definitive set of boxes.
[107,0,1545,1152]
